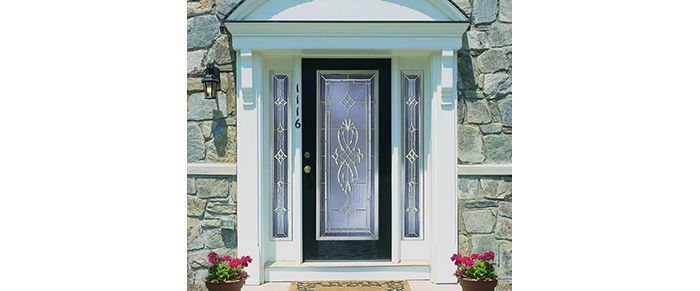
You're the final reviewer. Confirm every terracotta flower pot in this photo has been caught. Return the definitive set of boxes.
[204,278,245,291]
[458,277,498,291]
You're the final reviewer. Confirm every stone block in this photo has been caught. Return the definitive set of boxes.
[472,0,497,24]
[457,124,485,163]
[196,178,229,199]
[466,31,488,50]
[206,203,237,214]
[496,283,512,291]
[458,177,481,200]
[484,135,512,163]
[498,202,512,218]
[457,50,478,91]
[499,0,512,23]
[498,240,512,278]
[188,92,228,121]
[199,121,212,140]
[187,178,196,194]
[188,196,206,217]
[188,78,204,92]
[458,233,470,255]
[188,249,211,270]
[187,50,206,75]
[206,35,232,65]
[495,217,512,240]
[486,22,512,47]
[187,218,204,250]
[476,49,509,74]
[204,228,224,248]
[462,209,496,234]
[215,0,239,20]
[497,97,512,127]
[466,99,492,124]
[469,234,497,255]
[481,73,510,99]
[187,123,205,162]
[187,15,220,51]
[188,283,207,291]
[463,200,499,209]
[481,177,511,200]
[480,123,502,134]
[187,0,211,18]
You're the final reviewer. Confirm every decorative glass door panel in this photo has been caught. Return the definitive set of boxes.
[317,71,378,240]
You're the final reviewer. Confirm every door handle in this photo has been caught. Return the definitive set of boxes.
[303,165,312,174]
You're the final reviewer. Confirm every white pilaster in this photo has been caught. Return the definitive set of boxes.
[430,50,458,283]
[237,49,264,285]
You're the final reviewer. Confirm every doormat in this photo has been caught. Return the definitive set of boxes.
[288,280,410,291]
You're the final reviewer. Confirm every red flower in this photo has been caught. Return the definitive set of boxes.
[471,254,481,260]
[483,251,495,260]
[208,252,220,264]
[465,259,475,267]
[239,271,247,279]
[221,255,232,262]
[243,255,253,263]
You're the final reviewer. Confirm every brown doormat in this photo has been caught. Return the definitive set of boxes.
[288,280,411,291]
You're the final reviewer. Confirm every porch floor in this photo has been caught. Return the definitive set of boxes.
[242,280,462,290]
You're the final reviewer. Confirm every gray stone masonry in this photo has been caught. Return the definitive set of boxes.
[187,175,238,288]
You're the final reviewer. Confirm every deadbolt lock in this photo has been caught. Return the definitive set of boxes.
[303,165,312,174]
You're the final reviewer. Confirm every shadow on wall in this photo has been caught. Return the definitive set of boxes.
[211,107,228,157]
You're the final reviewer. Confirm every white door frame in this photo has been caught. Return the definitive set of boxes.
[226,4,465,284]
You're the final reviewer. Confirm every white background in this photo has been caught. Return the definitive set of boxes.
[1,1,699,290]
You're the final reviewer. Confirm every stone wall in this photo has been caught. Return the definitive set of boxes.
[186,0,511,288]
[187,176,238,289]
[187,0,239,164]
[454,0,512,165]
[453,1,512,290]
[457,175,512,289]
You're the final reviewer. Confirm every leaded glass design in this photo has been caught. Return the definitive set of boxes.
[318,72,378,240]
[272,74,289,239]
[403,73,421,239]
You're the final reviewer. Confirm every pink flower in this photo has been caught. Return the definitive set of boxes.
[243,255,252,263]
[456,270,464,278]
[450,254,461,262]
[471,254,481,260]
[465,259,475,267]
[208,252,219,264]
[229,258,241,269]
[239,271,247,279]
[221,255,232,262]
[483,251,495,260]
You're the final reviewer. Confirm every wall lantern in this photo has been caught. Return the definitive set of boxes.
[202,63,220,100]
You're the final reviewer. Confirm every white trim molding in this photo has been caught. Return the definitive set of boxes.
[458,164,512,176]
[187,163,237,176]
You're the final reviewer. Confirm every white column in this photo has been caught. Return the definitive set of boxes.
[237,49,264,285]
[430,50,458,283]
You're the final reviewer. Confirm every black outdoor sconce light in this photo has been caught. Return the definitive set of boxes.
[202,63,220,100]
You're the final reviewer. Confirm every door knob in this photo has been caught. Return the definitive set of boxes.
[303,165,312,174]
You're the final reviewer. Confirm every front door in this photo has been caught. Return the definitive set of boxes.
[302,59,392,261]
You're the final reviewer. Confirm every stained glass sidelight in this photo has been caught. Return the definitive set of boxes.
[403,73,421,239]
[272,74,289,239]
[318,72,378,240]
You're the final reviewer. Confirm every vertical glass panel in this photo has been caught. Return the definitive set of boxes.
[318,72,378,240]
[272,74,289,239]
[403,74,421,239]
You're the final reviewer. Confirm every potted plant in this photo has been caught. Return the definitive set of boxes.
[451,252,499,291]
[204,252,252,291]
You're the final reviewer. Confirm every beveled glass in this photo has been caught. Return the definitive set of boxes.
[317,71,378,240]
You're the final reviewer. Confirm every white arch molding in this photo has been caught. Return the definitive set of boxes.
[224,0,467,285]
